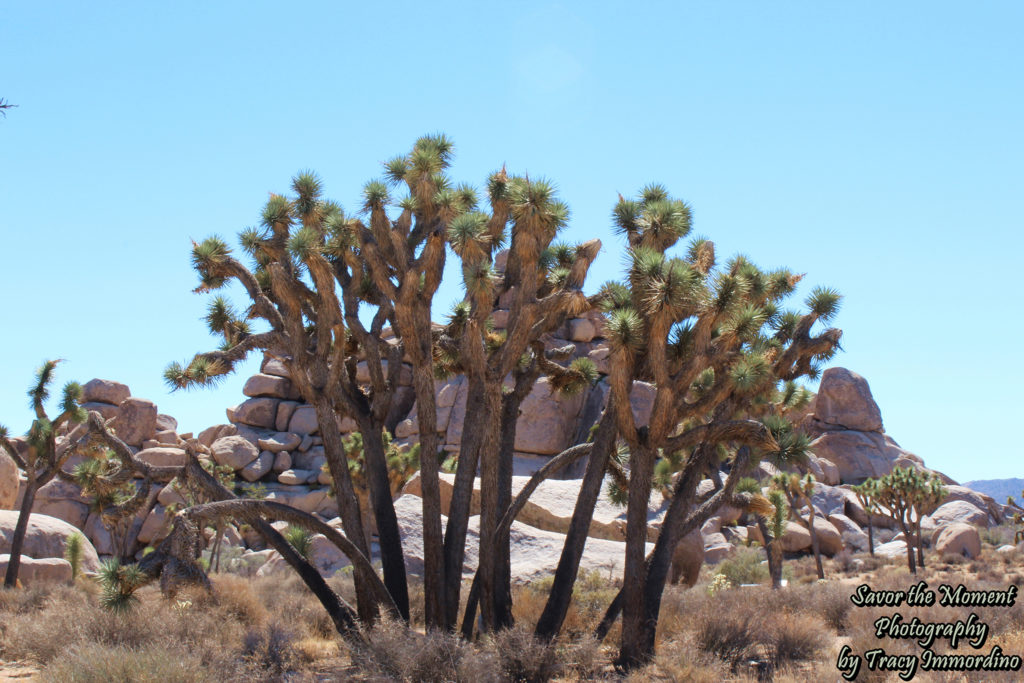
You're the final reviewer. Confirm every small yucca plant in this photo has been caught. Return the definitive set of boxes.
[283,526,313,562]
[97,558,148,613]
[64,531,85,581]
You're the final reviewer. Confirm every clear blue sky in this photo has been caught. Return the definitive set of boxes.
[2,2,1021,482]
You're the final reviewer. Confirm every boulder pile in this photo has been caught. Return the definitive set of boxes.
[1,355,1009,585]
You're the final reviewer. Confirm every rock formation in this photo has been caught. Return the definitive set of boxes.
[0,358,1007,586]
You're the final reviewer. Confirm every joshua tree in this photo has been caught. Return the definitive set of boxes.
[907,470,946,569]
[0,361,87,588]
[772,472,825,580]
[165,154,461,621]
[758,488,789,589]
[584,185,842,668]
[1008,493,1024,544]
[0,98,15,118]
[851,480,880,556]
[424,176,602,633]
[867,466,946,573]
[167,137,602,632]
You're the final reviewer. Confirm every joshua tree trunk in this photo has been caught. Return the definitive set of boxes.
[535,410,617,641]
[618,443,657,668]
[443,378,485,629]
[492,388,522,630]
[407,353,446,630]
[866,517,875,556]
[913,518,925,568]
[475,382,505,632]
[899,521,917,574]
[757,517,784,589]
[357,417,410,621]
[4,480,37,588]
[312,397,377,622]
[807,506,824,580]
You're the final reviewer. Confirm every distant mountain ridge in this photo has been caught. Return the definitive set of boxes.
[964,478,1024,506]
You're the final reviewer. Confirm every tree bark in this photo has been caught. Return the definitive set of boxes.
[492,383,528,630]
[899,520,916,574]
[442,378,485,629]
[358,418,410,621]
[4,480,37,588]
[806,506,824,580]
[312,397,377,621]
[475,382,504,632]
[535,410,617,641]
[410,359,446,630]
[618,442,657,669]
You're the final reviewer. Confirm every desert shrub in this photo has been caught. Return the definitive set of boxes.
[693,586,831,674]
[347,617,597,683]
[789,582,850,633]
[488,626,561,682]
[211,574,269,627]
[856,553,886,572]
[832,548,857,574]
[254,572,344,639]
[694,607,758,668]
[0,583,55,614]
[242,622,297,677]
[981,523,1015,547]
[348,615,470,682]
[627,641,732,683]
[513,569,618,637]
[763,613,828,668]
[714,546,768,586]
[39,642,208,683]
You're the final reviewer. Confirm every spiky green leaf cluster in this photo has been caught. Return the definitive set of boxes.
[97,559,147,613]
[606,308,644,353]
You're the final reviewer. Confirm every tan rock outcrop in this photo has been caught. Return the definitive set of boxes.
[0,510,100,572]
[934,522,981,558]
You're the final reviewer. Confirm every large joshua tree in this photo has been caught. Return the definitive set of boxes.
[0,361,88,587]
[424,178,602,632]
[166,137,603,632]
[584,184,842,668]
[164,153,462,621]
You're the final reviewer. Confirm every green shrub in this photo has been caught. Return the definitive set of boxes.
[714,546,769,586]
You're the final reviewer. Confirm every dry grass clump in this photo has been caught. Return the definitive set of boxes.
[512,569,619,639]
[0,575,335,681]
[690,586,829,674]
[345,616,601,682]
[39,642,208,683]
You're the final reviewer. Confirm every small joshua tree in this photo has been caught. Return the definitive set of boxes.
[0,360,87,588]
[1007,492,1024,545]
[867,466,946,574]
[64,532,86,581]
[772,472,825,580]
[755,488,788,589]
[851,479,881,556]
